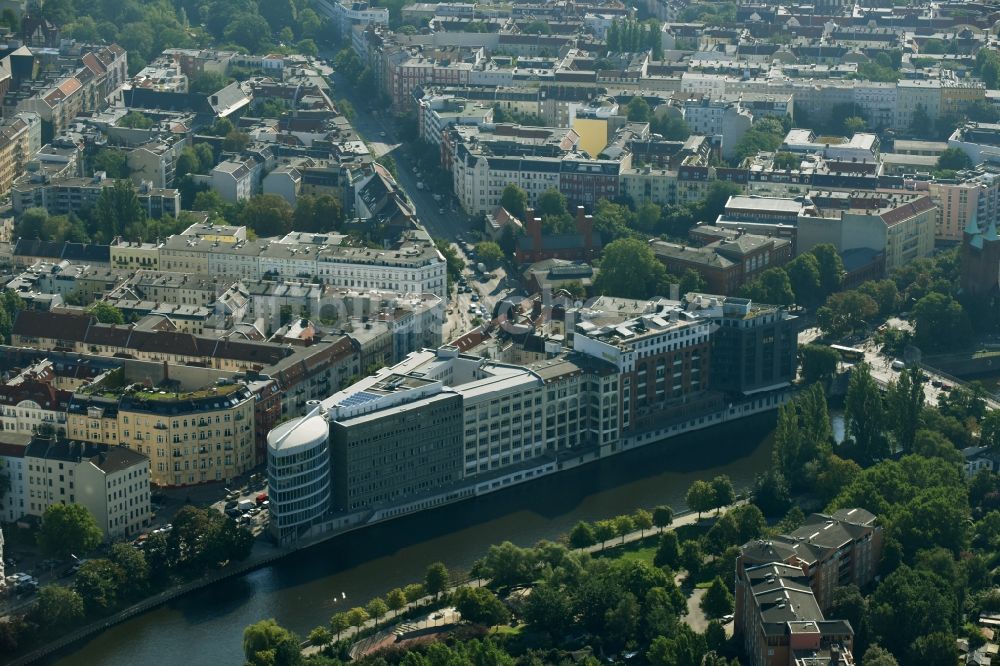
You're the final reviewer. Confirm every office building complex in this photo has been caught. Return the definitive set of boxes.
[268,293,799,543]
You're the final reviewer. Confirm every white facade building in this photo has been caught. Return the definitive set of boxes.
[24,438,151,539]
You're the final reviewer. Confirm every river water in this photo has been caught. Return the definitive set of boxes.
[47,414,777,666]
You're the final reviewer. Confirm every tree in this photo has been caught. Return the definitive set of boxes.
[190,71,232,94]
[453,586,510,627]
[345,606,369,631]
[752,469,790,516]
[307,626,331,646]
[785,253,823,305]
[817,290,879,337]
[740,268,795,305]
[700,576,734,619]
[424,562,450,599]
[223,130,250,153]
[844,363,889,465]
[937,148,973,171]
[705,620,727,653]
[648,624,707,666]
[481,541,535,589]
[475,241,505,269]
[613,514,635,544]
[536,187,569,218]
[680,540,703,576]
[88,301,125,325]
[38,503,102,559]
[569,521,596,548]
[843,115,867,134]
[912,292,972,352]
[604,592,641,648]
[291,194,345,233]
[816,454,862,504]
[224,14,273,52]
[239,194,294,238]
[811,244,845,296]
[500,184,528,220]
[94,179,144,240]
[868,565,956,660]
[633,508,653,536]
[652,114,690,139]
[710,475,735,514]
[594,520,616,547]
[119,111,154,129]
[109,543,149,600]
[862,646,899,666]
[982,410,1000,449]
[34,585,84,632]
[627,96,652,122]
[653,505,673,532]
[175,147,201,180]
[686,479,716,519]
[92,148,129,179]
[385,587,407,616]
[243,619,302,666]
[594,238,667,299]
[800,344,840,384]
[74,559,123,614]
[329,612,349,640]
[403,583,425,604]
[885,367,924,452]
[653,531,681,569]
[523,581,573,638]
[365,597,388,628]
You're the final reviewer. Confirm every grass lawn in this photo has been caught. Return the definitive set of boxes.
[492,624,525,637]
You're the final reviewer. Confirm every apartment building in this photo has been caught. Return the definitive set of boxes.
[736,562,856,666]
[0,432,30,523]
[158,230,448,299]
[0,375,71,438]
[930,169,1000,243]
[735,509,882,666]
[24,437,150,539]
[112,381,256,488]
[14,45,128,139]
[314,0,388,37]
[109,240,162,271]
[738,509,883,612]
[447,122,635,214]
[798,191,936,274]
[0,112,41,199]
[12,172,180,218]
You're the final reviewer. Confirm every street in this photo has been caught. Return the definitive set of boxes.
[325,67,514,340]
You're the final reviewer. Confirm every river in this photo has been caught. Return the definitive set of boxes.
[46,413,777,666]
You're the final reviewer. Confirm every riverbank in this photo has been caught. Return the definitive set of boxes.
[41,410,776,666]
[302,499,745,657]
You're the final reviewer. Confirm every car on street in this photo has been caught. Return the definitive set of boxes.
[471,294,479,301]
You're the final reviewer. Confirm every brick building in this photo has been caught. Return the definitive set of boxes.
[735,509,883,666]
[650,228,793,295]
[515,206,603,264]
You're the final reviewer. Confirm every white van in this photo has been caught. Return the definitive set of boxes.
[891,360,905,371]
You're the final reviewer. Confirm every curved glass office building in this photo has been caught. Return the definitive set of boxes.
[267,414,330,541]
